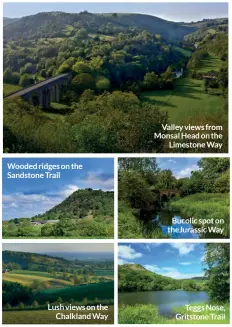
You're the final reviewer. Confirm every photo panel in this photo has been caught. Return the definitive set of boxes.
[2,157,114,239]
[3,2,228,154]
[2,242,114,324]
[118,157,229,239]
[118,242,230,324]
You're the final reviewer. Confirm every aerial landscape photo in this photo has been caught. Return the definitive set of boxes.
[2,158,114,238]
[3,2,228,153]
[2,243,114,324]
[118,157,229,239]
[118,243,230,324]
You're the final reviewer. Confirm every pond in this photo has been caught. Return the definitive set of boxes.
[119,290,209,317]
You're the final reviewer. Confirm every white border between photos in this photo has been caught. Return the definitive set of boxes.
[0,0,231,327]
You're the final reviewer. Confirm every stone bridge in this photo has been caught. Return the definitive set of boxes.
[4,73,72,108]
[160,189,179,202]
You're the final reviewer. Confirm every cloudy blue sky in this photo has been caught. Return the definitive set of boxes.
[157,158,201,179]
[118,243,207,279]
[2,158,114,220]
[4,3,228,22]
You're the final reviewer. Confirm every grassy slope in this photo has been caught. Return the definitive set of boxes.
[3,83,22,96]
[2,272,73,287]
[141,55,225,124]
[3,306,114,324]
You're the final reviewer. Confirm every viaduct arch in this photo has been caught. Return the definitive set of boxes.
[4,73,72,109]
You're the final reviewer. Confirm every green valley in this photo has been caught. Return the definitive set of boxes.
[3,6,228,153]
[2,245,114,324]
[118,243,230,324]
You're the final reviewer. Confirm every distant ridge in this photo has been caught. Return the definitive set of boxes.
[3,11,197,41]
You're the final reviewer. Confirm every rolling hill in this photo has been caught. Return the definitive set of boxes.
[118,264,206,292]
[3,250,70,269]
[3,17,20,27]
[33,188,113,220]
[3,11,197,41]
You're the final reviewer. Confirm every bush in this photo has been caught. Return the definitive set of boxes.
[119,304,159,324]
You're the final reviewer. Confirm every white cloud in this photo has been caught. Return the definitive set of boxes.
[118,245,142,260]
[170,243,195,256]
[176,164,199,178]
[118,258,134,265]
[83,172,114,190]
[144,264,163,274]
[57,184,79,197]
[179,262,192,266]
[141,244,158,252]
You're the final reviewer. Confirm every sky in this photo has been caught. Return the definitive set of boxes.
[3,3,228,22]
[157,158,201,179]
[3,243,114,253]
[2,158,114,220]
[118,243,207,279]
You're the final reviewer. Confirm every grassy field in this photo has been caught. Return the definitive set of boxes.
[11,270,57,278]
[118,302,229,324]
[141,76,225,124]
[141,54,226,124]
[3,306,114,324]
[194,54,223,73]
[2,272,73,288]
[3,83,22,96]
[170,193,229,238]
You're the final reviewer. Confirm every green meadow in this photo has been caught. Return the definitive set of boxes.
[118,303,230,324]
[3,83,22,96]
[170,193,230,238]
[141,54,226,125]
[3,306,114,324]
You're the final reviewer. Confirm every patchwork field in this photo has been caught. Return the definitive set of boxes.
[2,271,73,287]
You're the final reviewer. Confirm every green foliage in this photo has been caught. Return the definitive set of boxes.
[118,157,229,239]
[3,281,33,307]
[3,12,228,154]
[3,189,114,238]
[95,76,110,91]
[119,302,230,324]
[3,68,20,84]
[71,73,95,92]
[19,74,34,87]
[118,265,205,293]
[119,158,158,173]
[204,243,229,302]
[119,304,159,324]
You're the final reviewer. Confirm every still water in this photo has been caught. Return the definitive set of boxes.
[119,290,208,316]
[152,211,200,239]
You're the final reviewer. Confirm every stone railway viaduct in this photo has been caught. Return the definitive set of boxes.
[4,73,72,109]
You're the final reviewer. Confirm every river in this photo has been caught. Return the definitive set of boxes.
[119,290,208,316]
